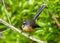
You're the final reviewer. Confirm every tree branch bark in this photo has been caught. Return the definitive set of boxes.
[50,12,60,28]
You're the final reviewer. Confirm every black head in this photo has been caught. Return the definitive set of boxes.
[22,19,35,28]
[22,20,31,25]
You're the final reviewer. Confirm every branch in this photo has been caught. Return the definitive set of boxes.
[50,12,60,28]
[0,19,47,43]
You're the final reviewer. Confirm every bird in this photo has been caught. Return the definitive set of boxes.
[22,4,46,32]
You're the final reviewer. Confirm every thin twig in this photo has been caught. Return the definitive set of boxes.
[0,19,47,43]
[0,33,4,39]
[50,12,60,28]
[2,0,11,24]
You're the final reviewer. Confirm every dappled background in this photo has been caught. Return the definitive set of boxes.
[0,0,60,43]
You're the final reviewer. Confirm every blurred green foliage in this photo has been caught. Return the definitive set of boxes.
[0,0,60,43]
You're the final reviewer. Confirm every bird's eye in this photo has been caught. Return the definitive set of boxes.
[23,22,26,25]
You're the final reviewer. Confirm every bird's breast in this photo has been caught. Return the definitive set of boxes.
[22,25,33,32]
